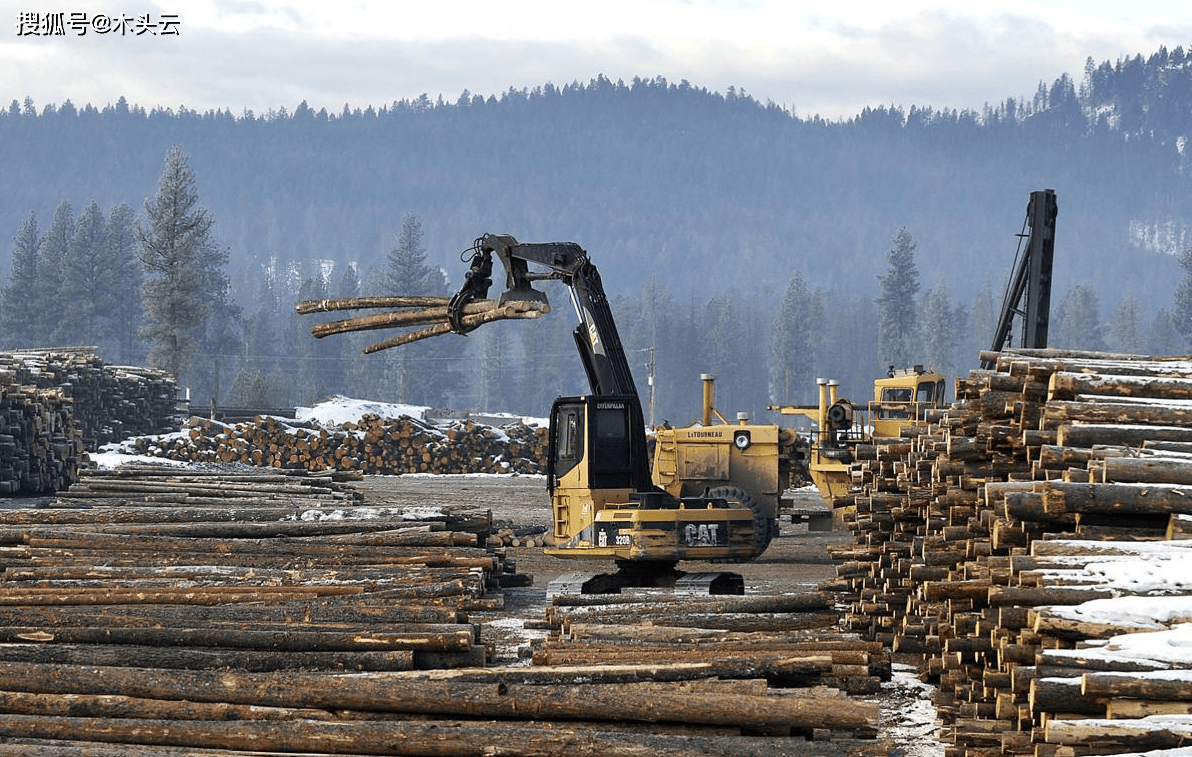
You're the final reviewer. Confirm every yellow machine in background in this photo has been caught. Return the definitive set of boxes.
[651,374,799,554]
[771,365,946,504]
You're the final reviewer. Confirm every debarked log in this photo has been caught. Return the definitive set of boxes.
[0,662,879,731]
[0,624,477,652]
[0,716,873,757]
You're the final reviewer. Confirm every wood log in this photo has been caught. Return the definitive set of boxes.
[0,717,871,757]
[1082,671,1192,701]
[1058,423,1192,448]
[362,304,547,353]
[1097,455,1192,485]
[0,642,416,671]
[0,661,879,732]
[296,295,451,313]
[1042,717,1192,751]
[1041,481,1192,516]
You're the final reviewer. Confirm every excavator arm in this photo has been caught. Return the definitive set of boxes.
[447,233,638,397]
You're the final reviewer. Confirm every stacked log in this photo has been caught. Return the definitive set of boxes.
[0,348,178,448]
[0,466,612,755]
[824,348,1192,757]
[0,465,889,757]
[119,411,550,475]
[522,589,888,750]
[0,383,83,494]
[0,349,178,494]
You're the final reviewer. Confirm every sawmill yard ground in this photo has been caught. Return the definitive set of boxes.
[353,472,945,756]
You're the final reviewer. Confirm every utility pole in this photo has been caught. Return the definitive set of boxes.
[647,346,656,427]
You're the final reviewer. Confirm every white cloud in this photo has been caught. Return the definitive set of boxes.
[2,0,1189,119]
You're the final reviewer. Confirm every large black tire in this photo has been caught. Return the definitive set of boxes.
[707,485,776,561]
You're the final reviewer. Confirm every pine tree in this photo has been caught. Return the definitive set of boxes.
[1173,245,1192,342]
[1,212,42,348]
[770,269,818,404]
[136,144,228,385]
[875,227,921,371]
[386,213,437,296]
[1052,283,1104,350]
[1107,291,1145,354]
[37,201,74,342]
[917,277,962,378]
[55,200,112,346]
[1149,308,1182,355]
[105,203,144,363]
[383,212,451,405]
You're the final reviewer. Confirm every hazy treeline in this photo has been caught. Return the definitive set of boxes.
[3,46,1191,423]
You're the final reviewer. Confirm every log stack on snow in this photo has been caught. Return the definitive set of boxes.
[826,347,1192,757]
[120,411,550,475]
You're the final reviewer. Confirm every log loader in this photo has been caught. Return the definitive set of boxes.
[443,234,771,594]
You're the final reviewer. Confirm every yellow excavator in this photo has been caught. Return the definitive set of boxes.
[771,365,947,503]
[441,234,774,594]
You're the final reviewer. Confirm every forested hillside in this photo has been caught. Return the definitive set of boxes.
[2,47,1190,424]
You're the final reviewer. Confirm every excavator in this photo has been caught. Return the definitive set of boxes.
[441,234,773,594]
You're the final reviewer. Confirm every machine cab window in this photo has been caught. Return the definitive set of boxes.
[552,404,584,480]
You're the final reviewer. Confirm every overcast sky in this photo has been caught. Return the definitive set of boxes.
[3,0,1189,121]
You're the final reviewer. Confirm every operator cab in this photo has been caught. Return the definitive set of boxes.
[871,365,947,438]
[548,394,652,494]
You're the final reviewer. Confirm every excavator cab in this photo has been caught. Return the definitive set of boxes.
[545,393,759,573]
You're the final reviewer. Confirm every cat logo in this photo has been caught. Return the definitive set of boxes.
[587,322,600,348]
[681,522,728,546]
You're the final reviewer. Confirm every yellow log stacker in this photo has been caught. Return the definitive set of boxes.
[303,234,775,595]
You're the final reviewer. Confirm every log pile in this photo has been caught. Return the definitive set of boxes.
[518,588,888,751]
[120,411,550,475]
[0,349,178,494]
[825,347,1192,757]
[0,383,81,494]
[0,465,605,755]
[1,348,178,448]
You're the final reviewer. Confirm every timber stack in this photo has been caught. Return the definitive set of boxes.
[0,348,178,495]
[826,347,1192,757]
[0,348,178,448]
[518,588,887,754]
[121,411,550,475]
[0,465,570,756]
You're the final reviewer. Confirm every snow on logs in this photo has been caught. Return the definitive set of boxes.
[824,347,1192,757]
[123,411,550,476]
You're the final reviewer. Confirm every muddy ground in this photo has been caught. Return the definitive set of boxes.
[353,473,945,757]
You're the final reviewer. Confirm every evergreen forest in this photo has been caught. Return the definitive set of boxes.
[3,47,1192,426]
